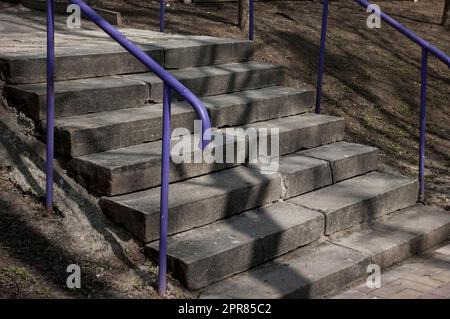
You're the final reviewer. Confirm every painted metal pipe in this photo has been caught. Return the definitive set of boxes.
[160,0,165,32]
[158,84,171,295]
[315,0,329,114]
[419,48,428,201]
[68,0,211,147]
[249,0,254,41]
[67,0,212,296]
[46,0,55,214]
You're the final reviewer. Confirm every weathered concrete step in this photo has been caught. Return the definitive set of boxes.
[124,62,284,102]
[329,204,450,269]
[98,141,375,241]
[277,142,378,199]
[200,241,370,298]
[54,86,313,157]
[144,202,325,290]
[69,129,246,196]
[0,36,253,84]
[298,141,378,183]
[5,62,281,120]
[4,76,149,121]
[73,113,344,196]
[288,171,419,235]
[199,205,449,298]
[100,166,283,242]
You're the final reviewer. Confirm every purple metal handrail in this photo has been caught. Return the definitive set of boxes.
[159,0,255,40]
[316,0,450,201]
[45,0,212,295]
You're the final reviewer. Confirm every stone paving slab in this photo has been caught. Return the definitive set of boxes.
[331,241,450,299]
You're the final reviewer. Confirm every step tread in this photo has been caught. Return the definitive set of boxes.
[2,34,253,84]
[330,204,450,269]
[200,241,370,298]
[289,171,417,212]
[98,141,377,241]
[288,171,419,234]
[144,202,324,289]
[199,205,448,298]
[125,61,281,84]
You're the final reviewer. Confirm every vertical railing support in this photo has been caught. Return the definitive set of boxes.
[249,0,254,41]
[158,84,171,295]
[315,0,329,114]
[46,0,55,214]
[419,48,428,201]
[160,0,165,32]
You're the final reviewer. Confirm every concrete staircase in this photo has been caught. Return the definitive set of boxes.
[2,30,449,298]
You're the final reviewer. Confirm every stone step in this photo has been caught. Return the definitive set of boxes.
[73,113,345,196]
[123,62,284,102]
[98,142,376,242]
[145,202,325,290]
[54,86,314,157]
[0,36,253,84]
[100,166,283,242]
[4,76,149,121]
[288,171,419,235]
[5,62,282,121]
[199,205,449,298]
[329,204,450,269]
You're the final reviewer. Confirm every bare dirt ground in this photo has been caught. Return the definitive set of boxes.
[0,103,189,299]
[0,0,448,299]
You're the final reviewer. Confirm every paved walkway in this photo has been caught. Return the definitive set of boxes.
[332,242,450,299]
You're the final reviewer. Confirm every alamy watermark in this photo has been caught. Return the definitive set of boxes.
[67,4,81,29]
[366,4,382,29]
[66,264,81,289]
[366,264,381,289]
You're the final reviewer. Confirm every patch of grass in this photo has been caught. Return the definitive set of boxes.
[0,266,36,284]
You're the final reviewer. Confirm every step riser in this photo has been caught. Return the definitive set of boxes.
[145,203,325,290]
[127,65,284,103]
[71,114,344,196]
[0,49,162,85]
[1,42,253,84]
[70,133,246,196]
[200,242,371,298]
[4,78,149,121]
[55,88,314,157]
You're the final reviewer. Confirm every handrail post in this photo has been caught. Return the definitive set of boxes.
[160,0,165,32]
[249,0,254,41]
[46,0,55,214]
[315,0,329,114]
[158,84,171,295]
[419,48,428,201]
